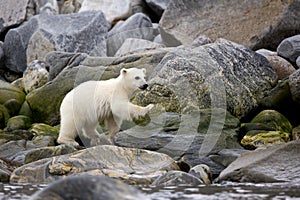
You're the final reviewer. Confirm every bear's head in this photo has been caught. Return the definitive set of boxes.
[120,68,148,92]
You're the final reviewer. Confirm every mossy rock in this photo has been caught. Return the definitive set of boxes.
[6,115,32,131]
[0,105,10,129]
[251,110,292,133]
[4,99,22,116]
[18,101,32,118]
[241,130,290,150]
[0,130,33,141]
[29,123,60,139]
[0,80,26,106]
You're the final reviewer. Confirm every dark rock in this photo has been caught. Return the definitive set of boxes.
[107,13,154,56]
[151,171,204,186]
[4,99,22,116]
[31,175,148,200]
[217,140,300,183]
[159,0,300,49]
[0,105,10,129]
[209,149,249,168]
[4,11,108,73]
[277,35,300,63]
[296,56,300,68]
[10,145,180,184]
[145,0,170,17]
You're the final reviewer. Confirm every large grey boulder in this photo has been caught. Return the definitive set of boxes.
[135,39,277,119]
[79,0,132,24]
[10,145,180,184]
[159,0,300,49]
[4,11,108,73]
[0,0,29,36]
[31,175,149,200]
[217,140,300,183]
[107,13,155,56]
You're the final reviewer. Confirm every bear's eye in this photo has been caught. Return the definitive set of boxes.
[135,76,140,80]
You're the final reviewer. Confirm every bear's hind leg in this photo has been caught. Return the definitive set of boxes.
[57,119,80,148]
[105,115,121,144]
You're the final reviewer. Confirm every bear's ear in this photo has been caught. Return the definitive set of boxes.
[121,68,127,75]
[142,68,146,74]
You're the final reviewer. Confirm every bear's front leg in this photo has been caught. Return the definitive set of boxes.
[128,103,154,118]
[105,115,122,144]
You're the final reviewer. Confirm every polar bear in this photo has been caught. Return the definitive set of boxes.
[57,68,154,147]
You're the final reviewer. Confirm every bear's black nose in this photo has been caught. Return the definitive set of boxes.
[139,84,148,90]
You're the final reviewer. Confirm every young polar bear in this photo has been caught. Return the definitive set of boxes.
[57,68,154,147]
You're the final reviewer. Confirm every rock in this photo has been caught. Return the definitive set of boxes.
[24,144,77,164]
[115,38,165,57]
[241,130,290,150]
[151,170,204,186]
[45,51,88,80]
[217,140,300,183]
[145,0,170,17]
[0,158,22,183]
[3,99,21,116]
[116,109,242,170]
[0,80,26,106]
[0,105,10,129]
[238,123,276,140]
[29,123,59,138]
[277,35,300,63]
[107,13,154,56]
[27,49,169,125]
[296,56,300,68]
[159,0,300,49]
[79,0,131,24]
[266,56,295,80]
[250,110,293,133]
[59,0,82,14]
[256,49,277,57]
[18,101,32,117]
[23,60,49,93]
[31,175,148,200]
[191,35,213,47]
[0,0,29,36]
[135,39,277,119]
[6,115,32,131]
[10,145,179,184]
[30,0,59,15]
[4,11,108,73]
[0,42,4,68]
[292,125,300,140]
[0,130,33,141]
[209,149,249,168]
[289,69,300,102]
[188,164,212,185]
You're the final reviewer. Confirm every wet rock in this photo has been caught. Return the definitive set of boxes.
[151,170,204,186]
[23,60,49,93]
[6,115,32,131]
[135,39,277,119]
[159,0,300,49]
[10,145,180,184]
[277,35,300,63]
[188,164,212,185]
[31,175,148,200]
[115,38,165,57]
[266,56,295,80]
[0,0,29,36]
[217,140,300,183]
[79,0,131,24]
[4,11,108,73]
[107,13,154,56]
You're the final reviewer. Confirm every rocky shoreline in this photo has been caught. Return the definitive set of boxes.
[0,0,300,198]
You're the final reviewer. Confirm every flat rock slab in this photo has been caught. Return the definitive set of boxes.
[217,140,300,183]
[10,145,180,184]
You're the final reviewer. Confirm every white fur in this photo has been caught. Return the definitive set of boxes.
[57,68,154,147]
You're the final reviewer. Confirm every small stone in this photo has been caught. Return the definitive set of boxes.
[6,115,32,131]
[266,55,295,80]
[188,164,212,185]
